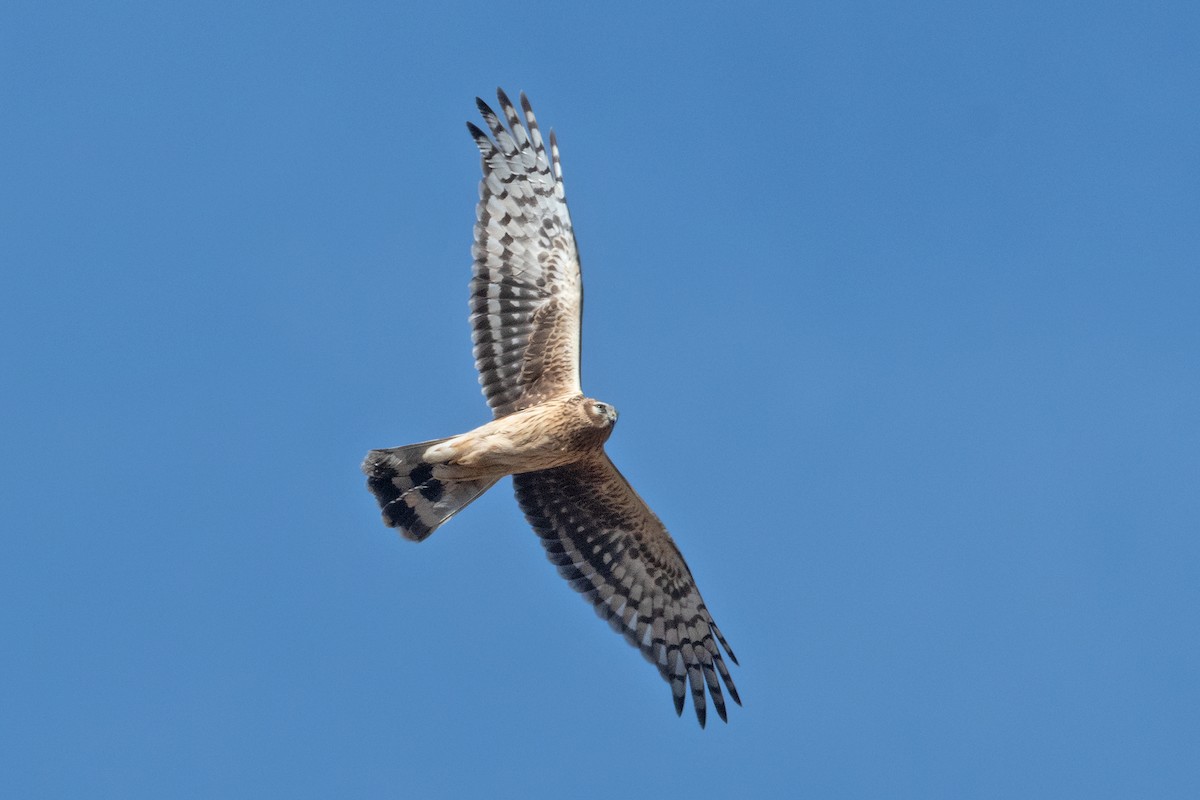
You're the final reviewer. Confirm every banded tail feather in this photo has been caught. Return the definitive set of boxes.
[362,439,497,542]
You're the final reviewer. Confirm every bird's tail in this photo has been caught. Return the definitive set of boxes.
[362,438,498,542]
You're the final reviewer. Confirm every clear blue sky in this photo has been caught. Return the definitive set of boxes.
[4,1,1198,797]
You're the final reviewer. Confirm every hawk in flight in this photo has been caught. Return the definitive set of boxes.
[363,90,740,726]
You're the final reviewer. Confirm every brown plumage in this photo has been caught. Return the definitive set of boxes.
[362,89,739,726]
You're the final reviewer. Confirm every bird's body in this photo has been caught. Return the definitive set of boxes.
[424,394,616,480]
[363,90,739,726]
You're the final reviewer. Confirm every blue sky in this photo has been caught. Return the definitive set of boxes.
[4,1,1198,797]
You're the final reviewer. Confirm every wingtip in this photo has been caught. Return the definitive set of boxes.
[519,91,535,117]
[465,121,492,152]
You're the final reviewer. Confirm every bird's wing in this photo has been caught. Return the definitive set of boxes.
[467,89,582,418]
[513,452,740,726]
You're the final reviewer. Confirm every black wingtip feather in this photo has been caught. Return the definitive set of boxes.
[519,91,534,118]
[476,98,505,135]
[465,121,494,154]
[496,86,513,111]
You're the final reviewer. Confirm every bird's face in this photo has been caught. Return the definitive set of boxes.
[584,398,619,429]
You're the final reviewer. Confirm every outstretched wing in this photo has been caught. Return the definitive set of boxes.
[467,89,582,419]
[513,453,740,727]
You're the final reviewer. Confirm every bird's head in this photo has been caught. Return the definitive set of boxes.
[583,398,619,429]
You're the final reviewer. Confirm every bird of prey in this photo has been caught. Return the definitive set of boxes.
[362,89,740,726]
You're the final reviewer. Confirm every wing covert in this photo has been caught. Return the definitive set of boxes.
[467,89,582,418]
[513,453,740,727]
